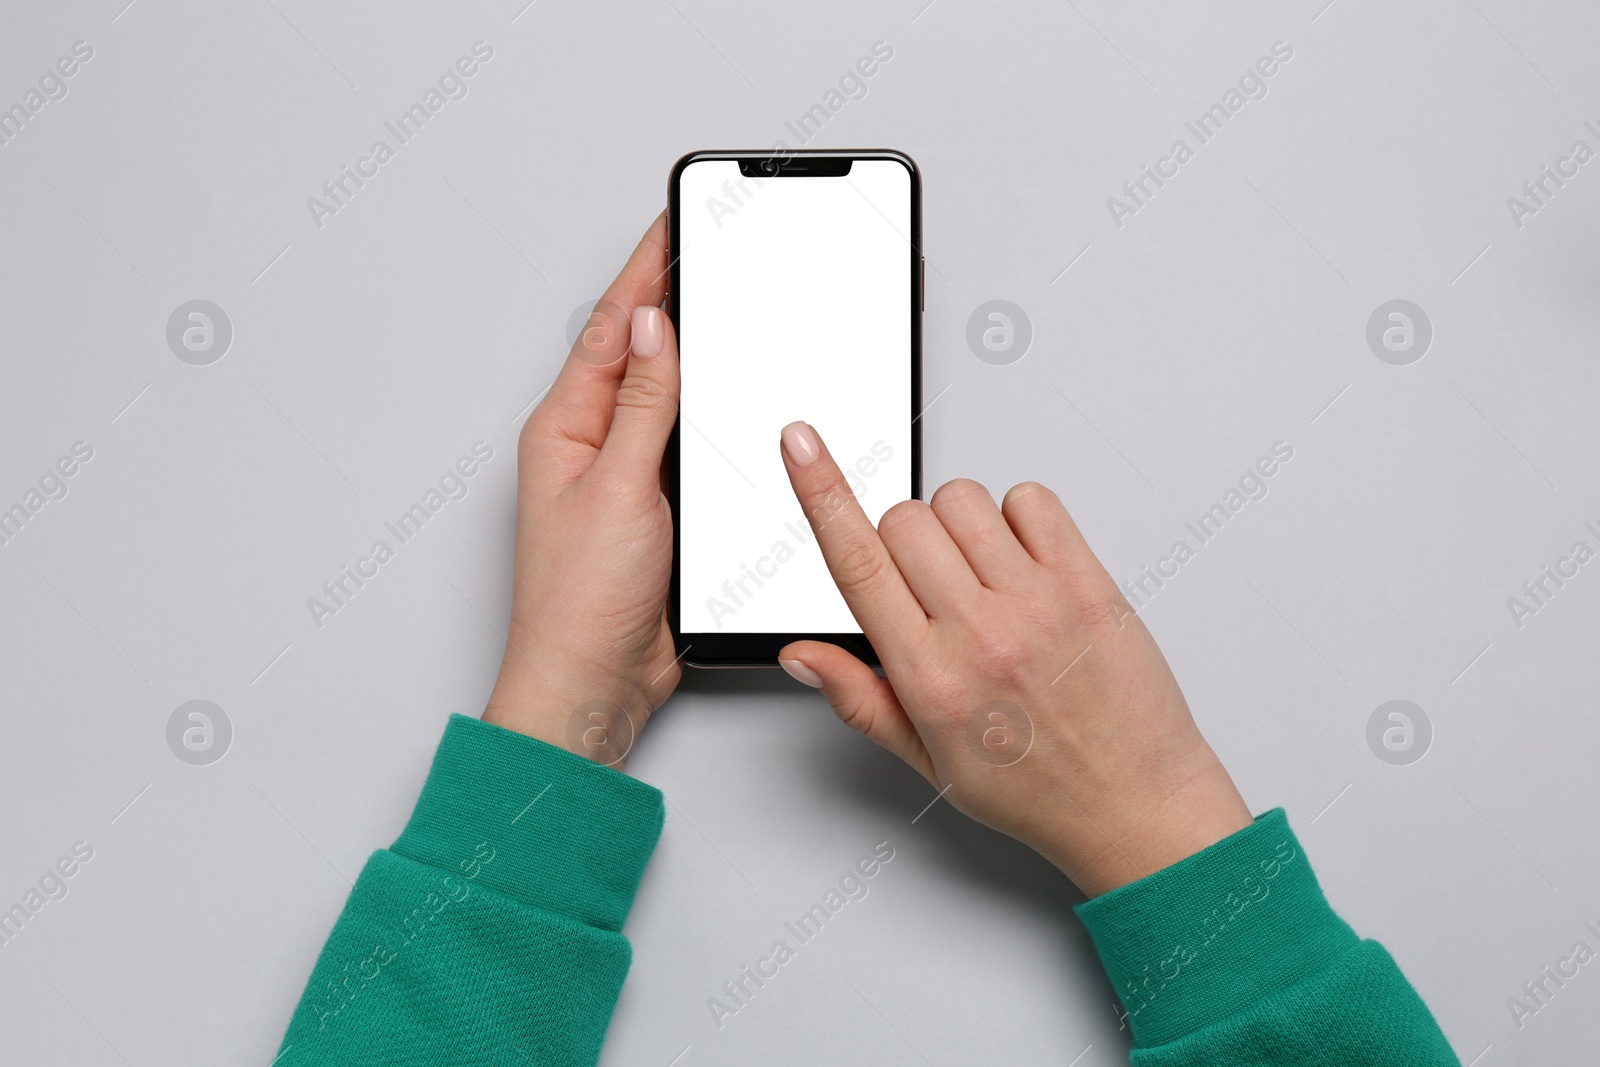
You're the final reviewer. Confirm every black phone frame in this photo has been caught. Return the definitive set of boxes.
[665,148,923,668]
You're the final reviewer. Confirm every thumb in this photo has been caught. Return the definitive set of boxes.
[597,305,679,474]
[779,641,936,784]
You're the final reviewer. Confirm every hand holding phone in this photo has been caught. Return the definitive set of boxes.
[774,422,1255,897]
[482,216,682,767]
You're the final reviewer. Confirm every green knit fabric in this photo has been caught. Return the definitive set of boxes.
[277,721,1457,1065]
[274,714,663,1066]
[1076,809,1460,1064]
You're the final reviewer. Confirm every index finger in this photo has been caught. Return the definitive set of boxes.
[780,421,928,654]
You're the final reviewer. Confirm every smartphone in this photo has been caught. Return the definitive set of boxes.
[667,149,922,667]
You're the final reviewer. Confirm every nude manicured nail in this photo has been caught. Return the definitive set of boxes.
[780,658,824,687]
[781,421,820,466]
[631,306,663,358]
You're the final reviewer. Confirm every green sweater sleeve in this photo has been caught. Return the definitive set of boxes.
[273,714,664,1067]
[1075,809,1458,1065]
[276,718,1453,1065]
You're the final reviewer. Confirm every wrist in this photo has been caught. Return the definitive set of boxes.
[1045,748,1253,897]
[484,655,648,769]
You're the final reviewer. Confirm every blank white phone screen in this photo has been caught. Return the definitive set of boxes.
[677,158,913,635]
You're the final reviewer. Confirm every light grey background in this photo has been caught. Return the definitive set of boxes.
[2,0,1597,1064]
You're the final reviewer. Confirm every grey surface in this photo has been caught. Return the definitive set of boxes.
[1,0,1597,1064]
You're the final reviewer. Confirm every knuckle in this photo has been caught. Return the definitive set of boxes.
[831,690,872,734]
[834,537,889,590]
[1076,588,1137,633]
[807,482,855,530]
[614,372,672,414]
[967,524,999,555]
[1011,592,1070,646]
[953,620,1030,687]
[971,628,1029,680]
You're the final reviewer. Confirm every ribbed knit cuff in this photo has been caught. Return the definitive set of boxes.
[1075,808,1358,1048]
[391,714,665,933]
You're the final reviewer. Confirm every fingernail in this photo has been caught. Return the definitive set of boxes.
[780,658,824,687]
[631,306,663,358]
[781,421,819,466]
[1007,481,1041,504]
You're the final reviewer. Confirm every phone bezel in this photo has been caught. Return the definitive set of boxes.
[665,148,923,668]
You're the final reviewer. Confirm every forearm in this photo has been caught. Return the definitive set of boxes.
[274,715,663,1067]
[1076,810,1459,1066]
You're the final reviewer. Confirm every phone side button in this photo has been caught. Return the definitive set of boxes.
[920,256,925,311]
